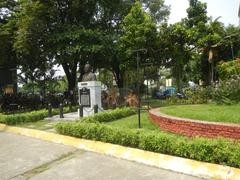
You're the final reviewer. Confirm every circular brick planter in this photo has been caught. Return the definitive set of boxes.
[149,108,240,139]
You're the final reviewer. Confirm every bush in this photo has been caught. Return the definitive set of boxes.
[0,94,42,113]
[160,86,213,105]
[183,86,213,104]
[55,121,240,168]
[81,107,136,123]
[0,106,78,125]
[217,59,240,80]
[213,75,240,104]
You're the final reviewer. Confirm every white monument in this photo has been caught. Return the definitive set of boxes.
[78,81,102,117]
[77,63,103,117]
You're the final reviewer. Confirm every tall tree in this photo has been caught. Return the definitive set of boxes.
[140,0,170,23]
[121,1,157,68]
[0,0,17,68]
[163,22,192,92]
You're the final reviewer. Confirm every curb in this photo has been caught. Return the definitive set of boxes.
[1,123,240,180]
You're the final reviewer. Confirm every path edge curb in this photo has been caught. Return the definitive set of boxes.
[1,123,239,180]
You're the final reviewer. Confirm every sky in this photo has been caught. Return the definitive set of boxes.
[165,0,239,26]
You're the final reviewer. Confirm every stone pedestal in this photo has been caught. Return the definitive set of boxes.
[78,81,102,117]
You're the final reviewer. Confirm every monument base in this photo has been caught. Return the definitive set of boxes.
[78,81,103,117]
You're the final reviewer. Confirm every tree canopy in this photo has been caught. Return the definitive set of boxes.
[0,0,239,96]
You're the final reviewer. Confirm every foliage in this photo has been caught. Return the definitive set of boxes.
[0,92,70,113]
[183,86,212,104]
[213,75,240,104]
[0,0,17,71]
[186,0,208,28]
[124,91,138,107]
[81,107,136,123]
[140,0,170,23]
[217,59,240,80]
[120,1,157,68]
[56,121,240,168]
[0,106,77,125]
[104,88,120,109]
[0,94,42,113]
[1,0,240,99]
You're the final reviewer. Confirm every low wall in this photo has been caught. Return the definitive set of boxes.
[149,108,240,139]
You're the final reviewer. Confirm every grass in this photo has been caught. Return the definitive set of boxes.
[16,120,58,131]
[106,112,159,131]
[142,99,166,108]
[160,104,240,124]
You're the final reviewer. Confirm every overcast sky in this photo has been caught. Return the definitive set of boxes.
[165,0,239,26]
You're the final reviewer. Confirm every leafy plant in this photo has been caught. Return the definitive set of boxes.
[217,59,240,80]
[81,107,136,123]
[56,121,240,168]
[213,75,240,104]
[0,106,77,125]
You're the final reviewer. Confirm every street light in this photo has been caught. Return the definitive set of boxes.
[131,48,147,129]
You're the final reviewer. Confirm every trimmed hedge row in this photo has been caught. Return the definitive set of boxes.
[81,107,136,123]
[0,107,78,125]
[56,122,240,168]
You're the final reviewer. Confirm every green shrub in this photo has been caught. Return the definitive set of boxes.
[217,59,240,80]
[56,122,140,147]
[81,107,136,123]
[184,86,213,104]
[55,121,240,168]
[0,106,78,125]
[213,75,240,104]
[165,86,213,105]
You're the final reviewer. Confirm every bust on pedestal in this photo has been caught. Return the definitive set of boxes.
[78,63,102,117]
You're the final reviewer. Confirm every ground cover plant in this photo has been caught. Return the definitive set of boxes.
[52,106,240,168]
[81,107,136,123]
[106,112,159,131]
[159,104,240,124]
[55,120,240,168]
[0,106,78,125]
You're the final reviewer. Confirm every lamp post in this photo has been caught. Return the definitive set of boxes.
[131,48,147,129]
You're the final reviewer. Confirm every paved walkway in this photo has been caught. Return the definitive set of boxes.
[45,112,79,121]
[0,132,202,180]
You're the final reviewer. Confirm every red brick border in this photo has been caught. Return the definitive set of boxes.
[149,108,240,139]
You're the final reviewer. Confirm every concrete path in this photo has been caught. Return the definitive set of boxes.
[0,132,202,180]
[45,112,79,121]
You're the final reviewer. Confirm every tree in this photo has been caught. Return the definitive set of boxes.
[121,1,157,68]
[0,0,17,68]
[163,22,192,92]
[116,1,159,92]
[140,0,170,23]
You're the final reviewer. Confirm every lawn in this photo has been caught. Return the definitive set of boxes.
[106,112,159,131]
[160,104,240,124]
[16,120,58,131]
[142,99,166,108]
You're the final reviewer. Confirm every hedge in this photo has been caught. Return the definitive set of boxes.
[55,122,240,168]
[81,107,136,123]
[0,106,78,125]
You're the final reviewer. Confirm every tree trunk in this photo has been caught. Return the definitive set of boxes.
[62,60,78,104]
[112,65,124,88]
[174,62,183,93]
